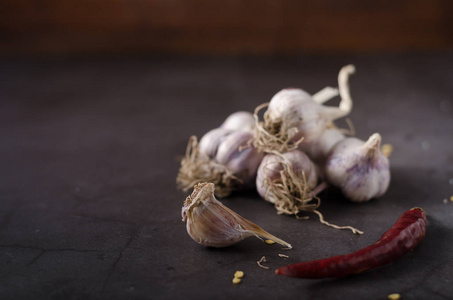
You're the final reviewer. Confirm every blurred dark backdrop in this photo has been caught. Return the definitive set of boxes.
[1,0,453,56]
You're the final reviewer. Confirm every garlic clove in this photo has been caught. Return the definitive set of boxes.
[182,182,292,249]
[221,111,255,132]
[325,133,390,202]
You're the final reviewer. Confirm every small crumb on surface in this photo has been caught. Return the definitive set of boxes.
[232,277,241,284]
[381,144,393,157]
[388,293,401,300]
[234,271,244,278]
[450,196,453,202]
[444,199,448,204]
[265,239,275,245]
[278,254,289,258]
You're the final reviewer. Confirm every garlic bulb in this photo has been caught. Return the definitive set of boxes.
[177,131,263,197]
[265,88,330,148]
[216,131,264,187]
[199,128,233,159]
[255,151,363,234]
[182,182,292,248]
[325,133,390,202]
[304,128,346,164]
[256,150,319,214]
[221,111,255,132]
[253,65,355,153]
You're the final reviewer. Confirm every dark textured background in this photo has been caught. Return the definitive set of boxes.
[1,53,452,299]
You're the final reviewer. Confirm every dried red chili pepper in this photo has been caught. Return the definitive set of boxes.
[276,207,426,278]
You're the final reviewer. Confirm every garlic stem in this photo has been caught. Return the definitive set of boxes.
[312,86,339,104]
[338,64,355,115]
[320,64,355,121]
[364,133,382,150]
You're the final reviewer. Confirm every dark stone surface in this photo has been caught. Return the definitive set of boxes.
[0,53,452,300]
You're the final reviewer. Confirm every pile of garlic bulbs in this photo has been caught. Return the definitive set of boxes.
[177,65,390,230]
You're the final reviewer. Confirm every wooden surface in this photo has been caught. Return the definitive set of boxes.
[1,0,453,55]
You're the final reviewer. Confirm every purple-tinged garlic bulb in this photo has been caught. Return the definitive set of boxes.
[216,131,264,187]
[182,182,292,248]
[221,111,255,132]
[256,150,319,214]
[199,128,234,159]
[253,65,355,153]
[177,131,263,197]
[325,133,390,202]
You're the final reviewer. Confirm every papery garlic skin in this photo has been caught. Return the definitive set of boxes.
[256,150,318,203]
[182,182,292,248]
[221,111,255,132]
[215,131,264,186]
[325,133,390,202]
[199,128,234,159]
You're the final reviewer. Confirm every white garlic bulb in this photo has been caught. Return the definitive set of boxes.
[255,150,320,216]
[253,65,355,153]
[265,88,330,148]
[182,182,292,248]
[221,111,255,132]
[325,133,390,202]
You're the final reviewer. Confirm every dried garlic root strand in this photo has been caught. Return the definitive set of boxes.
[182,182,292,249]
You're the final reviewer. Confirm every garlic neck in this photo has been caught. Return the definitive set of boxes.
[363,133,382,158]
[182,182,216,221]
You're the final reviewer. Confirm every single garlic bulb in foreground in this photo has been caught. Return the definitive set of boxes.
[182,182,292,248]
[325,133,390,202]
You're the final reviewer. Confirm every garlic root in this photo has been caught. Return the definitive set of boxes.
[176,136,240,198]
